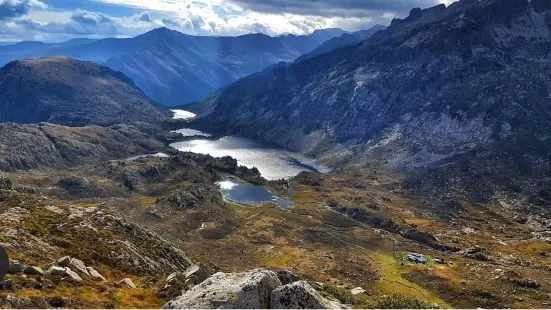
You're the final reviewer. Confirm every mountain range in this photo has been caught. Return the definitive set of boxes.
[190,0,551,201]
[0,27,344,106]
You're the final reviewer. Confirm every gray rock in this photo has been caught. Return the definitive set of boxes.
[270,281,346,309]
[46,266,68,276]
[57,256,71,267]
[163,269,281,309]
[350,287,366,295]
[7,260,24,274]
[23,266,44,276]
[120,278,137,289]
[57,257,89,277]
[166,272,187,285]
[64,268,83,283]
[86,267,106,282]
[277,270,302,285]
[184,263,209,286]
[69,258,89,277]
[46,266,83,282]
[308,281,324,291]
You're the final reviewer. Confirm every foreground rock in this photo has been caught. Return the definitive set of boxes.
[163,269,347,309]
[163,269,281,309]
[270,281,345,309]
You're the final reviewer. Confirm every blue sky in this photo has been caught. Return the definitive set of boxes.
[0,0,450,43]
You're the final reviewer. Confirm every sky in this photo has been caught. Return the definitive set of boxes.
[0,0,453,43]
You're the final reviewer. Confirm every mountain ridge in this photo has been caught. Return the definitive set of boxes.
[0,27,346,106]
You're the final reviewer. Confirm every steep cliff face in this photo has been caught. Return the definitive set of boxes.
[192,0,551,200]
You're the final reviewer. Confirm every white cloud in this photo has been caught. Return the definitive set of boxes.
[0,0,456,42]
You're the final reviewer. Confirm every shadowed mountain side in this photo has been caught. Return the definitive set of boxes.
[0,57,165,126]
[189,0,551,201]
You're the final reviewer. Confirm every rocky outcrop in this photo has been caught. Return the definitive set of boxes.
[162,269,281,309]
[0,123,166,172]
[165,264,209,287]
[0,192,194,279]
[333,206,457,251]
[46,266,83,282]
[159,186,223,211]
[58,257,90,277]
[163,269,346,309]
[270,281,345,309]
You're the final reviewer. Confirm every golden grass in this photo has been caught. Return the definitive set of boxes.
[133,195,158,208]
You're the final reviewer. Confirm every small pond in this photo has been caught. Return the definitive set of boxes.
[216,178,294,208]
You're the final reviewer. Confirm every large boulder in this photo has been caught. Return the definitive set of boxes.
[46,266,83,282]
[163,269,281,309]
[270,281,346,309]
[57,257,90,277]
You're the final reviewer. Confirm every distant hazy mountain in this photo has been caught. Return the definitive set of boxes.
[191,0,551,201]
[0,56,164,126]
[0,28,344,106]
[296,25,386,62]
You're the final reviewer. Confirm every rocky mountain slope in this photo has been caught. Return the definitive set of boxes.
[0,122,169,171]
[0,28,344,106]
[0,57,165,126]
[191,0,551,201]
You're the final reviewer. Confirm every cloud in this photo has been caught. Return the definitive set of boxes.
[134,11,152,22]
[70,9,112,26]
[11,9,119,36]
[0,0,46,20]
[228,0,441,17]
[0,0,451,42]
